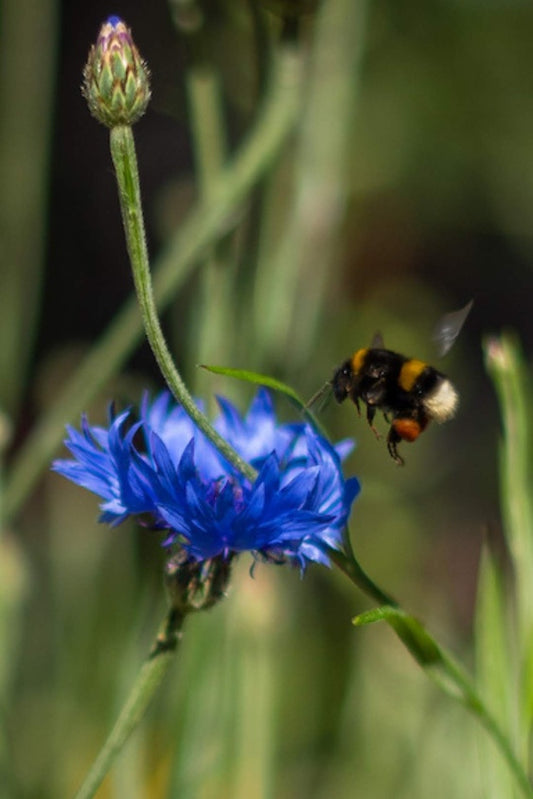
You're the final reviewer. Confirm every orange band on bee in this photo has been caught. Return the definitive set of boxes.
[398,359,427,392]
[351,349,368,375]
[392,418,424,442]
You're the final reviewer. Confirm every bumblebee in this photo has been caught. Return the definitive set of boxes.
[327,301,472,465]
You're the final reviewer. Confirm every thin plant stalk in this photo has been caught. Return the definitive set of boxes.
[3,41,302,525]
[109,123,256,483]
[485,334,533,767]
[327,542,397,608]
[72,610,184,799]
[331,542,533,798]
[252,0,367,366]
[0,0,58,414]
[175,7,237,389]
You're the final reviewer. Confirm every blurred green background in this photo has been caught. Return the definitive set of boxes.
[2,0,533,796]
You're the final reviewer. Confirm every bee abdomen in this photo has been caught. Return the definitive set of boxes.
[421,376,459,422]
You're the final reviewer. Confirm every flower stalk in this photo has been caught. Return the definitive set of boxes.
[326,542,397,607]
[109,123,257,483]
[336,542,533,798]
[57,388,359,797]
[73,608,184,799]
[3,24,302,527]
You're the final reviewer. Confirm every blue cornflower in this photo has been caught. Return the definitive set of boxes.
[53,390,359,571]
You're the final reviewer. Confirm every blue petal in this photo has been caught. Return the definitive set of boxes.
[53,389,361,572]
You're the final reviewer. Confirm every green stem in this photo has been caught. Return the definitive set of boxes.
[253,0,368,365]
[109,124,256,483]
[73,609,184,799]
[436,648,533,799]
[484,334,533,765]
[180,19,236,390]
[186,65,227,196]
[3,42,301,525]
[485,336,533,646]
[335,546,533,797]
[0,0,58,415]
[327,544,398,607]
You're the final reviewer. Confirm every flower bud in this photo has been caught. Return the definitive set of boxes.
[82,16,151,128]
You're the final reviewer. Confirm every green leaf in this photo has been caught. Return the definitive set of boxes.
[353,606,442,667]
[354,606,474,705]
[200,365,303,404]
[353,605,533,797]
[199,364,328,435]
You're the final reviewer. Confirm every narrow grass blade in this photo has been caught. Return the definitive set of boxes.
[475,541,518,798]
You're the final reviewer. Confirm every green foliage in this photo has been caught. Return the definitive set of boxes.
[478,335,533,796]
[3,0,533,797]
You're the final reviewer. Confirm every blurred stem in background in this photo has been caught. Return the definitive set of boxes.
[0,0,59,415]
[0,0,56,790]
[482,334,533,790]
[485,336,533,666]
[169,0,238,398]
[0,411,28,797]
[252,0,367,368]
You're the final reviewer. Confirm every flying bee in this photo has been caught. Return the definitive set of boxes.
[311,301,472,465]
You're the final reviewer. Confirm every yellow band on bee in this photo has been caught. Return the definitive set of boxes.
[351,349,368,375]
[398,359,427,392]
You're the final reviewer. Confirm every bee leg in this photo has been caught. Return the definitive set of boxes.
[366,405,381,440]
[387,426,405,466]
[383,411,391,424]
[350,394,362,416]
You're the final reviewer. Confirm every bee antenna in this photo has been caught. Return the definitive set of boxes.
[305,382,331,410]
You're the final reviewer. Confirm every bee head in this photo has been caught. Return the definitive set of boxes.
[331,360,354,404]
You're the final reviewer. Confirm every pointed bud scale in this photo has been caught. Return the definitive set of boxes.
[82,16,151,128]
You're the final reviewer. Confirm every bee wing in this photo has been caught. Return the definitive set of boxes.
[433,299,473,357]
[371,331,385,348]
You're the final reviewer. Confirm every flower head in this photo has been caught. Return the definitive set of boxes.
[53,390,359,572]
[82,16,151,128]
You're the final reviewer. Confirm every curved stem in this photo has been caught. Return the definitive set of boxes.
[327,544,397,607]
[3,41,302,524]
[73,609,184,799]
[437,647,533,798]
[334,545,533,797]
[109,124,257,483]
